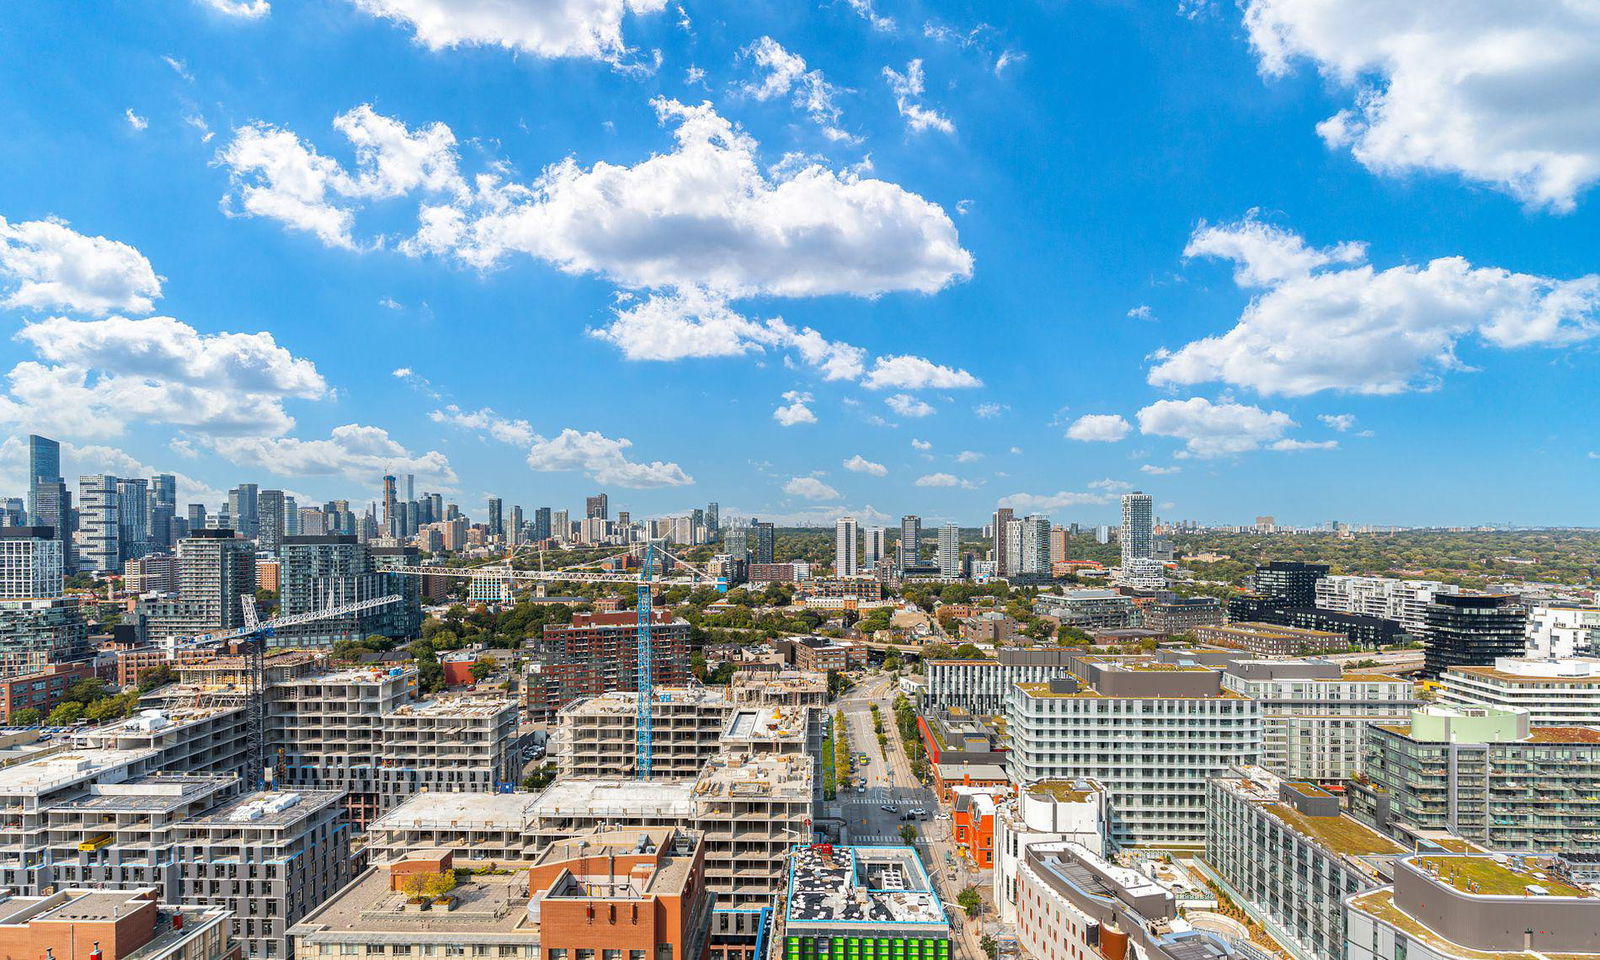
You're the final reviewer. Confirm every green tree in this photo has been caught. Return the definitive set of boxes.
[899,824,918,844]
[48,702,85,725]
[956,886,982,918]
[980,936,998,959]
[11,707,40,725]
[469,656,499,683]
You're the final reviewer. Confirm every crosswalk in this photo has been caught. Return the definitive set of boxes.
[848,835,905,844]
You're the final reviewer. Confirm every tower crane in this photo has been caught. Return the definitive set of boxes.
[167,593,404,787]
[382,539,720,778]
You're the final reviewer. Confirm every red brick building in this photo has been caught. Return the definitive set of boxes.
[0,661,95,721]
[529,610,690,714]
[950,786,1002,869]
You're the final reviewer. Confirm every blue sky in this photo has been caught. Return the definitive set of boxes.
[0,0,1596,528]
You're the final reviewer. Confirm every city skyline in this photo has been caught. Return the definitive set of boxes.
[1,3,1598,526]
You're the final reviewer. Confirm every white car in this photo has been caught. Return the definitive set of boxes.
[909,807,927,817]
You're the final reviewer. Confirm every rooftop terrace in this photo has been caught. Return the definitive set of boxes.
[787,845,946,928]
[1411,855,1589,898]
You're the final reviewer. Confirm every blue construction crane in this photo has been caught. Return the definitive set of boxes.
[636,540,656,780]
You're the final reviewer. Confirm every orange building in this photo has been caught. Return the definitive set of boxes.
[950,786,1002,869]
[0,888,237,960]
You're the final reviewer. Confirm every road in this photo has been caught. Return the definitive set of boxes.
[832,672,987,960]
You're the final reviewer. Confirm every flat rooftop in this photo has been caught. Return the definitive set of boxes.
[1264,803,1404,857]
[0,889,154,925]
[1448,657,1600,683]
[1024,780,1101,804]
[560,686,729,716]
[695,752,812,801]
[787,845,947,928]
[51,775,235,814]
[373,792,541,831]
[534,778,695,819]
[1411,855,1590,898]
[0,749,159,795]
[277,667,414,685]
[292,868,537,943]
[389,697,517,718]
[185,789,343,828]
[1346,888,1598,960]
[722,706,809,742]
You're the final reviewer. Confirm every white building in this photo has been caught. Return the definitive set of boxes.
[863,527,886,571]
[1525,603,1600,658]
[1119,492,1152,567]
[993,779,1106,923]
[937,522,960,577]
[0,527,63,600]
[1435,656,1600,725]
[834,516,858,576]
[1314,576,1459,637]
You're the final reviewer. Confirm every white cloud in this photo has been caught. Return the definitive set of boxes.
[973,402,1007,418]
[844,0,895,32]
[208,424,455,488]
[861,354,981,390]
[843,455,887,476]
[783,475,840,500]
[1135,397,1295,458]
[1318,413,1356,432]
[914,472,974,488]
[1008,446,1021,454]
[218,104,464,249]
[1154,214,1600,396]
[739,37,852,142]
[0,315,325,439]
[0,436,223,507]
[163,56,193,80]
[911,439,932,451]
[1065,413,1131,443]
[883,60,955,135]
[955,450,983,463]
[1127,304,1154,321]
[997,490,1112,512]
[124,109,149,131]
[1140,464,1181,475]
[404,98,971,298]
[526,428,693,487]
[773,390,818,426]
[886,394,935,418]
[348,0,666,62]
[1269,438,1338,451]
[199,0,270,18]
[0,216,164,315]
[1241,0,1600,211]
[429,404,535,445]
[184,114,215,143]
[1088,478,1132,492]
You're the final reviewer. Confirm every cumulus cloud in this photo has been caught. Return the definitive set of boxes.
[1153,213,1600,395]
[1135,397,1295,458]
[861,354,981,390]
[886,394,935,418]
[1140,464,1181,475]
[915,472,974,488]
[955,450,983,463]
[0,315,325,439]
[843,0,894,32]
[218,104,464,249]
[206,424,456,488]
[429,404,535,445]
[1241,0,1600,210]
[1064,413,1131,443]
[997,490,1112,512]
[883,60,955,135]
[526,428,693,487]
[739,37,852,142]
[0,216,164,316]
[973,402,1007,418]
[843,455,887,476]
[199,0,270,18]
[347,0,666,62]
[783,475,840,500]
[773,390,818,426]
[1318,413,1356,432]
[911,439,931,451]
[1269,438,1338,451]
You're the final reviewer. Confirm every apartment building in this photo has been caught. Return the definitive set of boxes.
[1005,658,1262,847]
[1314,576,1460,638]
[1206,767,1403,960]
[1219,659,1418,781]
[1350,705,1600,852]
[381,697,519,796]
[73,704,252,781]
[0,889,239,960]
[923,648,1078,715]
[0,661,95,721]
[1033,590,1137,629]
[1526,603,1600,658]
[1344,853,1600,960]
[779,845,950,960]
[992,779,1106,924]
[555,686,732,779]
[530,610,691,715]
[177,790,348,959]
[1194,622,1350,657]
[729,668,828,707]
[1422,594,1527,676]
[1016,841,1274,960]
[784,636,865,673]
[1435,656,1600,724]
[0,596,90,678]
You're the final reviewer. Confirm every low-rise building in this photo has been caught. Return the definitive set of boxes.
[1206,766,1404,960]
[0,660,95,721]
[950,786,1002,868]
[779,845,949,960]
[1194,622,1351,657]
[555,686,730,780]
[0,888,239,960]
[1525,603,1600,658]
[1344,853,1600,960]
[1140,596,1224,635]
[992,779,1106,924]
[1350,705,1600,852]
[1435,656,1600,724]
[784,636,865,673]
[729,668,828,707]
[1005,658,1261,848]
[1033,590,1137,629]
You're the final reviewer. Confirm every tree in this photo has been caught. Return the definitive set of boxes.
[11,707,40,725]
[899,824,918,844]
[956,886,982,918]
[469,657,499,683]
[48,702,85,725]
[980,936,998,959]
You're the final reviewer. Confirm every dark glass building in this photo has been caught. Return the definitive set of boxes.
[1422,593,1527,676]
[1252,561,1329,607]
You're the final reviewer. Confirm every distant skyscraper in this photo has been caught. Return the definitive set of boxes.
[586,494,608,520]
[705,502,719,539]
[187,504,208,529]
[552,509,570,542]
[509,505,524,546]
[937,523,961,578]
[899,516,922,572]
[297,508,328,536]
[405,474,415,502]
[228,483,259,539]
[992,507,1015,576]
[1049,526,1069,565]
[533,507,552,541]
[75,475,120,573]
[751,520,775,565]
[116,478,151,564]
[178,529,256,633]
[381,475,397,534]
[0,526,64,600]
[487,497,504,538]
[25,435,60,526]
[864,527,887,571]
[724,525,749,562]
[150,473,177,550]
[258,489,287,555]
[284,495,299,535]
[835,517,858,576]
[1120,492,1153,567]
[1019,515,1050,575]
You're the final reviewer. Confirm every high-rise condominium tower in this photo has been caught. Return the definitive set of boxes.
[899,516,922,572]
[1120,492,1153,567]
[835,517,858,576]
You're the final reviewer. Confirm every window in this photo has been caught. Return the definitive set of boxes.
[577,951,595,960]
[548,951,567,960]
